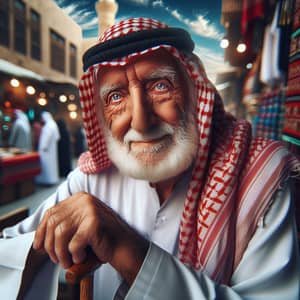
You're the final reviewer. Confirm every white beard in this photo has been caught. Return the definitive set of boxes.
[103,114,199,182]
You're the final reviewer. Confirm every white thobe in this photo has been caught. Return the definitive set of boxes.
[35,113,60,185]
[8,113,32,151]
[0,166,299,300]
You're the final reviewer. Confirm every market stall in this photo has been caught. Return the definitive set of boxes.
[0,148,41,204]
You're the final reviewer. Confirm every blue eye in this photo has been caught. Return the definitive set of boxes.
[155,82,167,91]
[109,93,122,103]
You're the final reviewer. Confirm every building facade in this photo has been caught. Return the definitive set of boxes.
[0,0,119,147]
[0,0,82,85]
[0,0,84,138]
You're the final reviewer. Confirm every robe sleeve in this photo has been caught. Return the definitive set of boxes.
[0,232,34,299]
[125,184,300,300]
[0,232,60,300]
[0,169,83,300]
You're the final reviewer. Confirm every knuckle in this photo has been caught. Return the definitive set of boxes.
[45,207,55,218]
[68,235,81,253]
[55,222,66,238]
[68,244,77,256]
[48,214,57,228]
[45,207,58,226]
[69,232,88,256]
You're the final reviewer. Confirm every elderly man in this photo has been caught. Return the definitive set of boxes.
[0,18,299,300]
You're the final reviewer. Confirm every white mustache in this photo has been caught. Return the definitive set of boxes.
[123,123,175,145]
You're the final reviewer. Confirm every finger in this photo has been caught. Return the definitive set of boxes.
[44,212,59,264]
[33,209,51,250]
[54,223,74,269]
[68,231,88,265]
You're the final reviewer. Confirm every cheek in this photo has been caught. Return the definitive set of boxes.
[153,91,186,125]
[103,105,132,141]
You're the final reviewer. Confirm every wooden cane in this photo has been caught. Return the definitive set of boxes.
[65,252,102,300]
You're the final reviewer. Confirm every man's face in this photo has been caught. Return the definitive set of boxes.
[97,49,199,182]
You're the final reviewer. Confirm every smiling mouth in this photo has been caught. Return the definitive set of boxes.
[129,135,172,152]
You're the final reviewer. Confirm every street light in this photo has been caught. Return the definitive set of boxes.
[236,40,247,53]
[10,78,20,87]
[37,97,47,106]
[59,94,67,102]
[26,85,36,95]
[220,36,229,49]
[67,103,77,111]
[69,111,77,119]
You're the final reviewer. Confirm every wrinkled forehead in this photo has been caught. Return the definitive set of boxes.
[96,48,187,84]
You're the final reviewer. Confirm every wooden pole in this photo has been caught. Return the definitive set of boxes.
[65,253,102,300]
[80,275,94,300]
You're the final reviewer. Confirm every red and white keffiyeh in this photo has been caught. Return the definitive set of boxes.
[78,18,299,284]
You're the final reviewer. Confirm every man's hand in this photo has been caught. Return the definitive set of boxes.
[33,192,149,285]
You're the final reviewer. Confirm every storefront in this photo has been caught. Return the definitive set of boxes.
[0,149,41,203]
[220,0,300,232]
[0,60,81,203]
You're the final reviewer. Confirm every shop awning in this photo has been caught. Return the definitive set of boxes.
[0,59,45,81]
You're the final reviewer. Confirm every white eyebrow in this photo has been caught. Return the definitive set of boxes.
[99,83,124,100]
[99,83,123,101]
[146,66,178,83]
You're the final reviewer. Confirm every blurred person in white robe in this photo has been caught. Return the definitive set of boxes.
[35,111,60,185]
[8,109,32,151]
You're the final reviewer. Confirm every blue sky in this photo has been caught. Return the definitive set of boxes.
[53,0,228,81]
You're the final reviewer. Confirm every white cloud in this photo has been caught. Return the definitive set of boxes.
[57,2,96,29]
[152,0,164,7]
[147,2,222,41]
[189,15,222,39]
[80,17,99,30]
[62,3,78,15]
[170,9,182,20]
[169,9,222,40]
[54,0,66,6]
[129,0,149,5]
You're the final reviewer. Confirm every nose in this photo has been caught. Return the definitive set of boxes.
[130,83,153,132]
[127,66,155,133]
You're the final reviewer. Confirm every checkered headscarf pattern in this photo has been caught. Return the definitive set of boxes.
[78,18,298,283]
[99,17,168,43]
